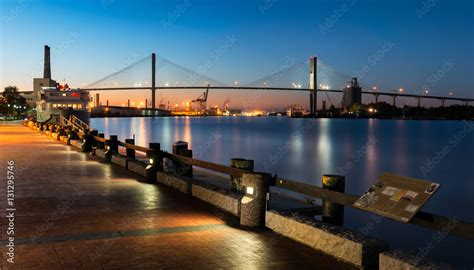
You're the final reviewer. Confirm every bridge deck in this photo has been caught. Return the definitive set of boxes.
[0,123,355,269]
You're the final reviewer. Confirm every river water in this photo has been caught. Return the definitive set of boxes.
[91,116,474,268]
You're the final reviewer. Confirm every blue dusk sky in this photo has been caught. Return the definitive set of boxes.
[1,0,473,108]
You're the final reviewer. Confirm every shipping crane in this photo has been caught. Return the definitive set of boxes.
[191,84,209,113]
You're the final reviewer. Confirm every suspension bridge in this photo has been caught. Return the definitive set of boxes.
[80,53,473,113]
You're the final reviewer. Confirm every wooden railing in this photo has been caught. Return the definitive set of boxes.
[48,125,472,241]
[161,151,246,177]
[118,141,149,153]
[275,177,474,240]
[70,115,91,132]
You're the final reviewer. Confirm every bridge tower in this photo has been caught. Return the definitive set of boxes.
[309,56,317,116]
[151,53,156,111]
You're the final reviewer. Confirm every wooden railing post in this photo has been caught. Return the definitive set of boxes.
[97,133,105,149]
[322,175,345,226]
[81,130,93,153]
[172,141,193,177]
[66,129,78,145]
[145,143,162,182]
[230,158,254,193]
[57,126,66,141]
[125,139,136,159]
[104,135,118,162]
[240,172,271,227]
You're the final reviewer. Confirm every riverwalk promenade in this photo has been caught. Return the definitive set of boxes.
[0,123,355,269]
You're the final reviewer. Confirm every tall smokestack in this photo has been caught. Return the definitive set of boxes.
[44,45,51,79]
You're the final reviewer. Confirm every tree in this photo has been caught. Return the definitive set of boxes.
[2,86,26,106]
[1,86,28,117]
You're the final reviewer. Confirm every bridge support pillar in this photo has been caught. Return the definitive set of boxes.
[374,94,379,104]
[151,52,156,111]
[392,96,397,107]
[309,56,317,116]
[441,99,445,107]
[417,97,422,107]
[465,100,469,106]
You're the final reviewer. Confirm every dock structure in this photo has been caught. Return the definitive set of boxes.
[0,123,355,269]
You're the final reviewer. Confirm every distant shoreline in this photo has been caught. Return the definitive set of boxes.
[88,115,474,121]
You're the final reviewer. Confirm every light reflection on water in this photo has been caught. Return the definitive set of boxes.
[91,116,474,267]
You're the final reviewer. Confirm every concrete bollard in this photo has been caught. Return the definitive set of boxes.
[172,141,193,177]
[240,172,271,227]
[125,139,136,159]
[145,143,162,182]
[230,158,254,193]
[322,175,345,226]
[104,135,118,162]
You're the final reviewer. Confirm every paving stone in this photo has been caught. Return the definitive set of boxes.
[0,123,357,269]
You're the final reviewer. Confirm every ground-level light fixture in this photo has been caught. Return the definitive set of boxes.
[246,186,254,195]
[149,158,154,165]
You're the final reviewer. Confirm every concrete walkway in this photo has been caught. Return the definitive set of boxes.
[0,123,356,270]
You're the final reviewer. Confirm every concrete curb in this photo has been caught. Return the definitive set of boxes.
[156,171,242,217]
[111,154,132,168]
[265,210,389,268]
[379,250,453,270]
[127,160,148,177]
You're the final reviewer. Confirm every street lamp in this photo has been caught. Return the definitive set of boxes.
[399,88,404,93]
